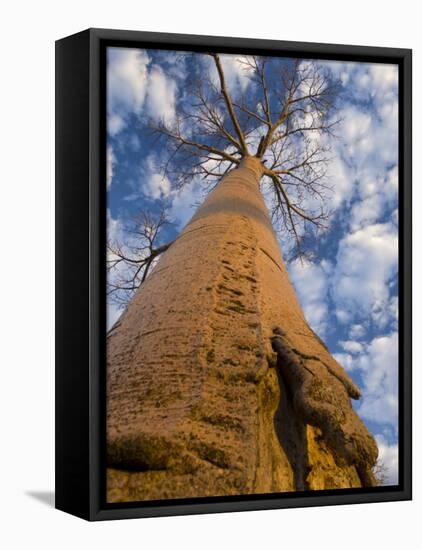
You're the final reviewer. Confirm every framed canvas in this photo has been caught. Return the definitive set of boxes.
[55,28,412,521]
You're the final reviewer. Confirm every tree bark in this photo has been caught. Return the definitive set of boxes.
[107,156,377,502]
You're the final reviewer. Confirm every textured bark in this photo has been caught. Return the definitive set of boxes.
[106,156,378,502]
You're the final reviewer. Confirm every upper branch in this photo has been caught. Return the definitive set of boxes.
[157,120,240,166]
[257,60,337,160]
[211,53,249,155]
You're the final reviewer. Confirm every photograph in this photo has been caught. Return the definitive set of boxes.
[1,0,418,545]
[105,46,399,503]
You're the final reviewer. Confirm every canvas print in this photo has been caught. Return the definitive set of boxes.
[105,47,399,503]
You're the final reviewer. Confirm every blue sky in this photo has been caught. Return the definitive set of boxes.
[106,47,399,485]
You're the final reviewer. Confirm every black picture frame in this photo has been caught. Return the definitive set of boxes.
[55,28,412,521]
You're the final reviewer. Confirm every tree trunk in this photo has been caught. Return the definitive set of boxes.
[107,156,378,502]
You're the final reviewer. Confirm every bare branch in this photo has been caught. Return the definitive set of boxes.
[107,207,175,307]
[156,121,240,166]
[265,170,324,223]
[257,59,338,160]
[211,53,249,155]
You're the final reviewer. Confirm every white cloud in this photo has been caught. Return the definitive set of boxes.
[206,54,254,97]
[342,108,372,149]
[107,48,150,134]
[335,308,352,325]
[107,145,115,190]
[107,208,123,243]
[107,49,178,134]
[292,67,394,219]
[334,330,398,439]
[145,65,177,124]
[146,173,171,199]
[201,154,233,177]
[349,324,366,340]
[340,340,364,354]
[333,352,354,372]
[326,155,354,209]
[160,51,188,81]
[326,61,398,101]
[141,155,172,200]
[288,259,331,336]
[385,165,399,203]
[349,193,383,231]
[388,296,399,327]
[369,64,399,94]
[349,165,398,231]
[375,434,398,485]
[331,223,398,323]
[108,113,125,136]
[320,60,398,235]
[356,332,398,429]
[140,153,205,213]
[221,54,254,93]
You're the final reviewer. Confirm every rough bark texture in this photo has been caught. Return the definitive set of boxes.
[106,157,378,502]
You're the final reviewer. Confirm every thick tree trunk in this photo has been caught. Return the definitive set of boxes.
[107,156,377,502]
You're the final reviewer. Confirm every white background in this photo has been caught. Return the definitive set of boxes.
[0,1,419,548]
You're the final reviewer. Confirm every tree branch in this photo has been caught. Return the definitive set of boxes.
[157,121,240,166]
[211,53,249,155]
[107,208,175,307]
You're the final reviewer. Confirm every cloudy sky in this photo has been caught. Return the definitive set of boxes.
[106,47,399,485]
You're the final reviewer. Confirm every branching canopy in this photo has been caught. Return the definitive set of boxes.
[155,54,340,245]
[107,54,340,307]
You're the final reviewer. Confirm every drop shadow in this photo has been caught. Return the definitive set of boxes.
[25,491,55,508]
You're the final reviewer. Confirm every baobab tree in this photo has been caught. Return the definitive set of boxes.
[106,53,378,502]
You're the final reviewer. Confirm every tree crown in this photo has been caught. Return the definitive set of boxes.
[108,53,341,306]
